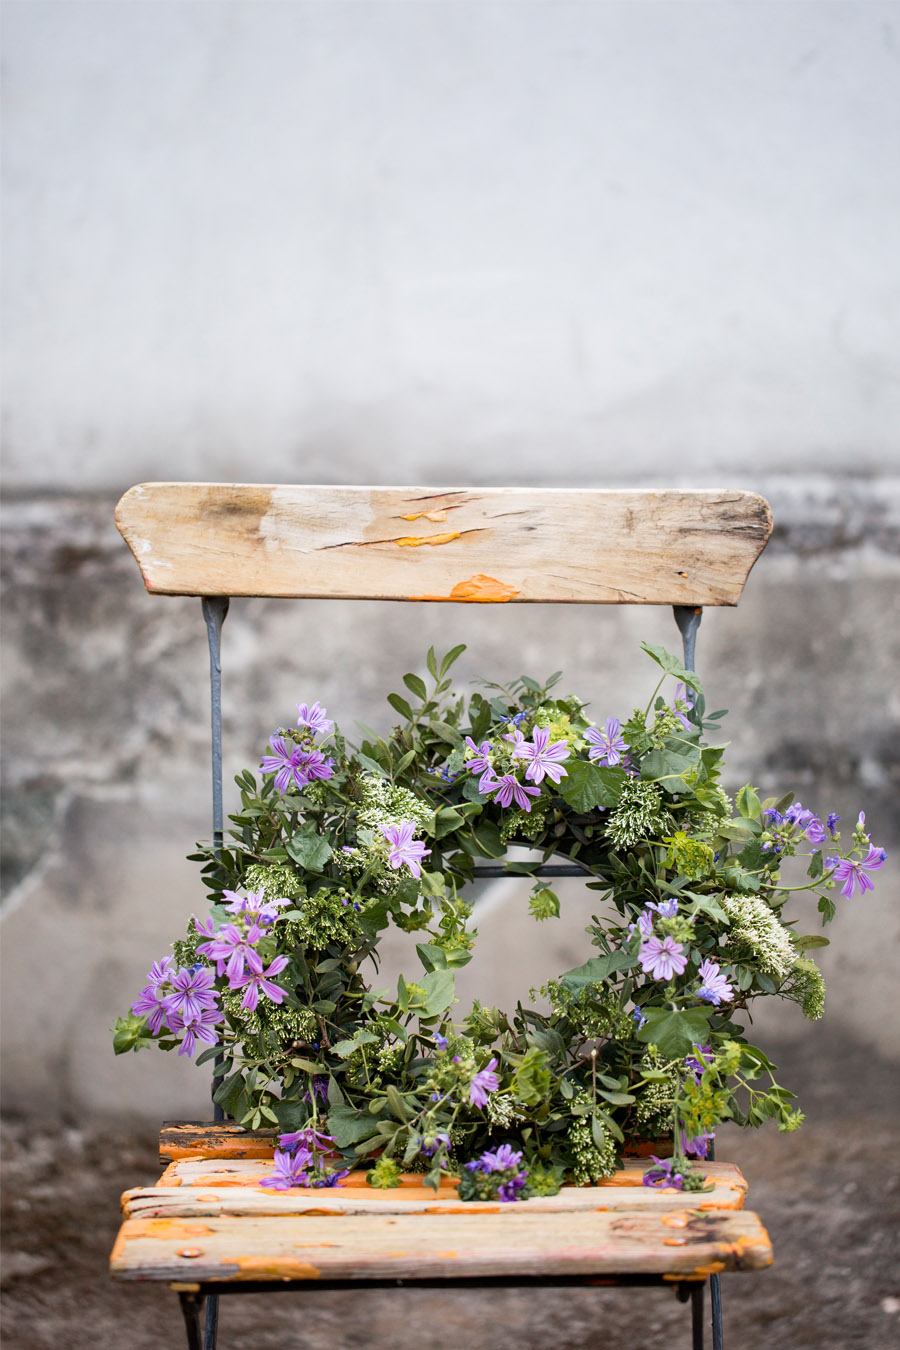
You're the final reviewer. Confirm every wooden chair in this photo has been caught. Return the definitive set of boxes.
[110,484,775,1350]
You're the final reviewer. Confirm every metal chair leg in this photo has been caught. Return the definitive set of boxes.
[710,1271,724,1349]
[179,1292,204,1350]
[691,1282,705,1350]
[203,1291,219,1349]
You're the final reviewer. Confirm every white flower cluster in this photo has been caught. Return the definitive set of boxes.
[721,894,795,980]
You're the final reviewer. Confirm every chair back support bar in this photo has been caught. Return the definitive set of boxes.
[115,484,772,605]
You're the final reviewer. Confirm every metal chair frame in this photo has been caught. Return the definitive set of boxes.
[191,595,724,1350]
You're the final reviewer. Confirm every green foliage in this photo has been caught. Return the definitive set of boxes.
[117,641,873,1190]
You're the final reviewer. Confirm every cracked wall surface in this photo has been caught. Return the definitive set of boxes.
[2,1,899,1119]
[2,479,898,1119]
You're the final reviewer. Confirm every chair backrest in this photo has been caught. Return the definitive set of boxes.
[115,483,772,606]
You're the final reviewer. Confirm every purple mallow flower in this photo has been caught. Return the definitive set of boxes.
[513,727,569,785]
[260,736,334,792]
[670,684,694,730]
[223,888,288,926]
[380,821,431,879]
[260,1147,316,1190]
[196,922,265,982]
[469,1057,500,1108]
[638,935,687,981]
[826,813,840,837]
[696,959,734,1006]
[234,955,290,1012]
[131,984,171,1035]
[296,701,333,737]
[464,737,493,777]
[169,1002,222,1057]
[827,845,887,898]
[585,717,628,766]
[165,966,219,1021]
[682,1131,715,1160]
[146,956,174,987]
[642,1156,685,1190]
[647,899,678,919]
[487,775,541,812]
[684,1045,713,1082]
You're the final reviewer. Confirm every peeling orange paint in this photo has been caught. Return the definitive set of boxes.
[235,1256,322,1280]
[395,532,462,548]
[400,510,450,523]
[663,1238,688,1247]
[661,1215,690,1229]
[411,574,520,603]
[691,1261,727,1277]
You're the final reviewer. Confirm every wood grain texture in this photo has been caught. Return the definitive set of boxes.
[122,1160,748,1218]
[109,1207,773,1283]
[115,484,773,605]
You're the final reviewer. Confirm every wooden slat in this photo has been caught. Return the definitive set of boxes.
[158,1121,668,1164]
[109,1207,772,1283]
[123,1160,747,1218]
[115,484,773,605]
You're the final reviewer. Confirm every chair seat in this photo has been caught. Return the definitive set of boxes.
[109,1125,772,1288]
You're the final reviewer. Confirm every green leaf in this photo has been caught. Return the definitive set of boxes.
[332,1030,379,1058]
[403,673,428,701]
[793,934,830,950]
[416,942,449,972]
[560,950,635,990]
[433,807,465,839]
[387,692,414,721]
[420,968,456,1016]
[558,761,626,813]
[439,643,467,677]
[286,821,332,872]
[386,1085,413,1121]
[636,1006,713,1057]
[327,1105,383,1149]
[640,746,700,789]
[112,1014,152,1055]
[471,818,504,857]
[598,1089,636,1106]
[736,784,762,821]
[640,642,702,693]
[590,1115,606,1149]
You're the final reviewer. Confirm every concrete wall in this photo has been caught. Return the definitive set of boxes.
[2,1,898,1120]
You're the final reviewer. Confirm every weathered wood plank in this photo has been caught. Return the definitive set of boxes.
[109,1207,772,1283]
[116,484,773,605]
[124,1160,747,1218]
[159,1122,276,1164]
[159,1122,670,1164]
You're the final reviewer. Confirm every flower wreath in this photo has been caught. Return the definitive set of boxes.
[116,643,887,1201]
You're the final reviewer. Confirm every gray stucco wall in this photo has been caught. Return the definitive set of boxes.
[2,1,898,1120]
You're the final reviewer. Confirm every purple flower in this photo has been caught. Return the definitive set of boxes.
[513,727,569,785]
[826,813,840,838]
[638,935,687,981]
[497,1172,529,1203]
[632,1006,647,1030]
[223,888,288,926]
[196,921,265,983]
[630,909,654,940]
[670,684,694,730]
[585,717,628,766]
[684,1045,713,1082]
[642,1156,684,1189]
[647,899,678,919]
[296,701,333,737]
[464,737,493,777]
[279,1126,336,1154]
[260,1147,316,1190]
[260,736,334,792]
[829,845,887,898]
[164,966,219,1021]
[303,1076,329,1106]
[681,1130,715,1160]
[784,801,815,830]
[487,775,541,812]
[469,1057,500,1108]
[419,1131,451,1159]
[380,821,431,879]
[433,1032,448,1051]
[805,816,827,844]
[234,955,290,1012]
[696,959,734,1006]
[169,1002,222,1057]
[479,1144,523,1173]
[146,956,174,987]
[131,984,171,1035]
